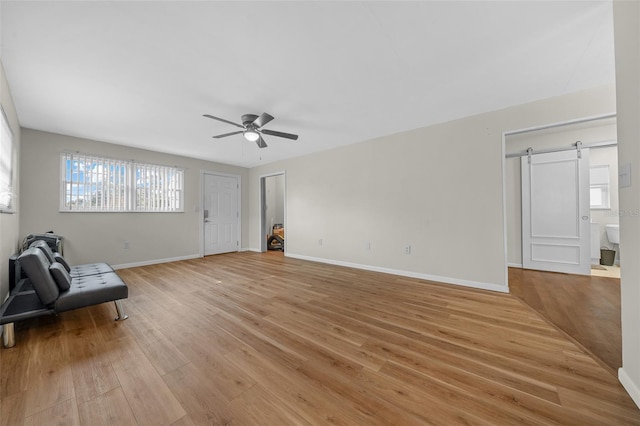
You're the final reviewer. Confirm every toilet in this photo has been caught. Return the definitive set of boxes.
[605,224,620,245]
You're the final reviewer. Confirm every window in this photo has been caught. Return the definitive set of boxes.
[590,165,610,209]
[0,107,14,213]
[134,162,184,212]
[61,152,184,212]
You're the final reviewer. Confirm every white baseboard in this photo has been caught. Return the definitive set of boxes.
[113,254,201,270]
[112,251,508,293]
[508,262,523,268]
[113,249,263,268]
[619,368,640,409]
[285,253,508,293]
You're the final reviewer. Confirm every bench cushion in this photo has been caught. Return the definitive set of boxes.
[69,263,114,278]
[54,272,128,313]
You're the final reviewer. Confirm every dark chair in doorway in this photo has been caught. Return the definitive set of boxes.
[267,224,284,251]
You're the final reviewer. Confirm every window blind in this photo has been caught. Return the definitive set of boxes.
[60,152,183,212]
[0,108,14,213]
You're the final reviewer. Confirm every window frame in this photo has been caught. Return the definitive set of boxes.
[134,161,185,212]
[0,106,15,213]
[589,165,611,210]
[60,152,184,213]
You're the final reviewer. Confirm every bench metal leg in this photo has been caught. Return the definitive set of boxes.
[3,323,15,348]
[114,300,129,321]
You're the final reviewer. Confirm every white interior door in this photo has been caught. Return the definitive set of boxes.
[204,173,239,255]
[521,149,590,275]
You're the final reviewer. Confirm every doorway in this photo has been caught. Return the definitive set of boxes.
[588,146,621,278]
[504,115,619,277]
[260,173,285,253]
[503,114,622,373]
[202,172,241,256]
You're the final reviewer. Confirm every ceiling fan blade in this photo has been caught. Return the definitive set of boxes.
[212,130,243,139]
[256,135,268,149]
[253,112,274,128]
[203,114,245,129]
[261,129,299,140]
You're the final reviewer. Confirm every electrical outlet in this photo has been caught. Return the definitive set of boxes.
[318,238,323,246]
[365,241,371,251]
[404,244,411,255]
[124,241,130,250]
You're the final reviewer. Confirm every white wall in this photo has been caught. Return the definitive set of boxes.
[264,174,284,232]
[0,60,21,306]
[613,0,640,409]
[19,129,249,267]
[248,85,616,293]
[505,121,617,266]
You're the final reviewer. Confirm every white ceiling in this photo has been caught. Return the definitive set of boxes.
[0,1,615,168]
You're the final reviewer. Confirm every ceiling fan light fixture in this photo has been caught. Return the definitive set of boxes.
[205,113,298,148]
[243,129,260,142]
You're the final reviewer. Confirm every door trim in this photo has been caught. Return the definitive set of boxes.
[200,170,242,257]
[259,171,286,253]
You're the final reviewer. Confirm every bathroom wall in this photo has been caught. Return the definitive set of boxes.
[505,120,617,266]
[265,174,285,232]
[590,146,620,254]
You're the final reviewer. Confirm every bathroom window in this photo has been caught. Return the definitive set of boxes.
[590,165,610,209]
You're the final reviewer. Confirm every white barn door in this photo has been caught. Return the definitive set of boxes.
[203,173,239,255]
[521,149,591,275]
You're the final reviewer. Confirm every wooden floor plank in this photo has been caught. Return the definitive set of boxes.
[509,267,622,372]
[1,252,637,425]
[23,397,80,426]
[106,336,186,425]
[162,362,236,426]
[226,383,311,426]
[76,387,137,426]
[66,328,121,405]
[22,321,75,418]
[0,391,28,426]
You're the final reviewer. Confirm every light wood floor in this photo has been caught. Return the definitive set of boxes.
[509,267,622,374]
[1,253,639,425]
[591,264,620,279]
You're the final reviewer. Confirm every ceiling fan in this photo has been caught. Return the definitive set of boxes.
[203,112,298,148]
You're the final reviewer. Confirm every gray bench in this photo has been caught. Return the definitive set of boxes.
[0,245,128,348]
